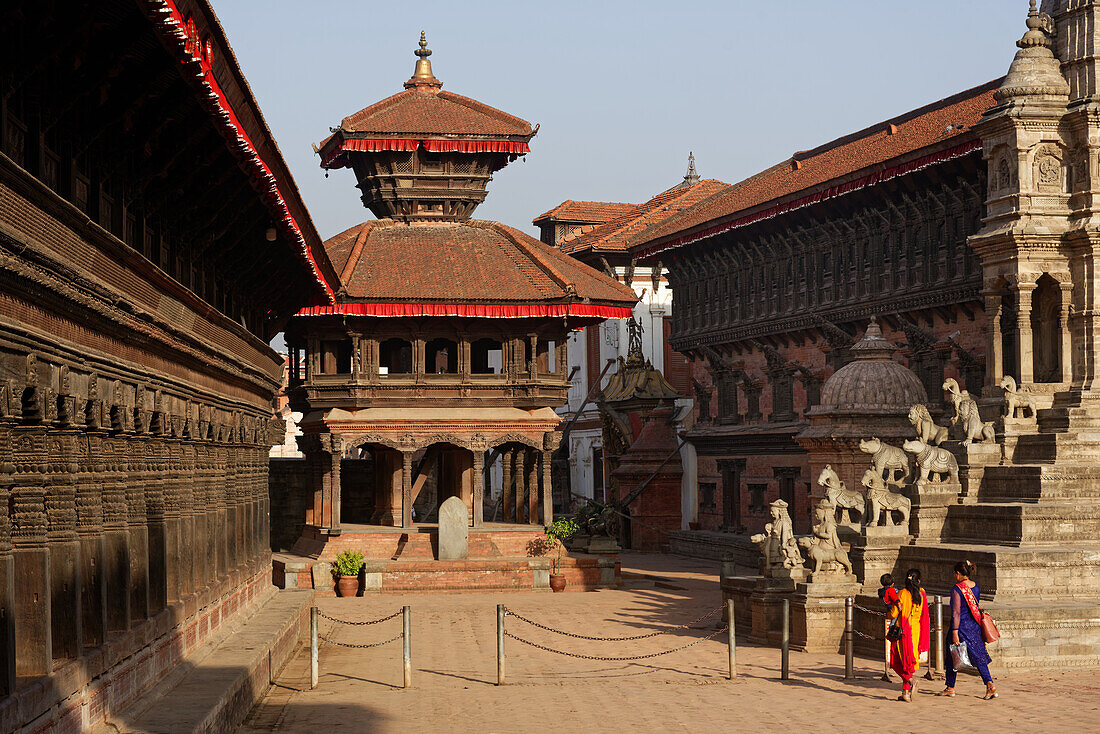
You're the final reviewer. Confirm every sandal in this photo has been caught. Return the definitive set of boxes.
[983,686,998,700]
[935,689,955,697]
[897,690,913,702]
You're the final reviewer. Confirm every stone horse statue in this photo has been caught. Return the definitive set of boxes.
[1000,375,1037,419]
[816,464,864,524]
[943,378,995,445]
[861,468,911,527]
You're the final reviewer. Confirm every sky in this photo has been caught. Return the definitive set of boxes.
[214,1,1023,242]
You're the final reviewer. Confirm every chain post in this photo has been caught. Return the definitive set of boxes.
[403,605,411,689]
[310,606,318,690]
[780,598,789,681]
[496,604,505,686]
[881,617,891,682]
[726,598,736,679]
[844,597,854,680]
[934,595,944,677]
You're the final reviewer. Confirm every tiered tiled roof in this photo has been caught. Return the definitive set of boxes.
[532,200,635,226]
[308,219,637,315]
[632,79,1001,259]
[557,179,728,255]
[337,89,535,138]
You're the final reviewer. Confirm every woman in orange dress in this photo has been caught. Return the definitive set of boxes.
[888,568,926,702]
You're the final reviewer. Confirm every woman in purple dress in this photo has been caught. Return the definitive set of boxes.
[937,560,997,699]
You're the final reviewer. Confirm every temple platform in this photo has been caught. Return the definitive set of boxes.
[273,524,621,594]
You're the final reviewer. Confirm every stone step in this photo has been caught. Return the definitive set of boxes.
[854,593,1100,671]
[943,500,1100,545]
[978,464,1100,502]
[896,542,1100,600]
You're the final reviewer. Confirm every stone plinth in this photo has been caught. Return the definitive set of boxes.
[587,536,621,555]
[610,405,683,551]
[437,496,469,561]
[945,440,1000,504]
[728,568,808,646]
[790,576,862,653]
[910,479,962,540]
[850,525,909,589]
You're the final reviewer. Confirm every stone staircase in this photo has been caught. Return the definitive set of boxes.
[893,410,1100,670]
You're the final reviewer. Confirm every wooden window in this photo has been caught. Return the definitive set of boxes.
[380,338,413,374]
[662,317,690,395]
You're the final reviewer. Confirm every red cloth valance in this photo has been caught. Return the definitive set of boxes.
[321,138,531,168]
[296,302,632,319]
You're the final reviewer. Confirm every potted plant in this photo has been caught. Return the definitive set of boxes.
[332,549,364,597]
[545,519,579,593]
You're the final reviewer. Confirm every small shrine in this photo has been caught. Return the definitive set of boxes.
[275,36,636,592]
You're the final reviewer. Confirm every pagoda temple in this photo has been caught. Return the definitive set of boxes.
[278,36,636,575]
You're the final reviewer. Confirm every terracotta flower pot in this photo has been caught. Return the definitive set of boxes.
[336,575,359,597]
[549,574,567,593]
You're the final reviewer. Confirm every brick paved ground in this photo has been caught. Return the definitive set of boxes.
[240,554,1098,734]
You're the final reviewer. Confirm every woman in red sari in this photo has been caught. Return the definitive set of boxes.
[888,568,927,702]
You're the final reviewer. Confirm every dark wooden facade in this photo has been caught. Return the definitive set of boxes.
[0,1,333,729]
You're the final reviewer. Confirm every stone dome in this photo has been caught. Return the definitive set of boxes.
[816,317,928,413]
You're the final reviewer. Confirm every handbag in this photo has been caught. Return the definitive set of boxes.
[949,641,973,670]
[957,582,1000,644]
[886,618,903,641]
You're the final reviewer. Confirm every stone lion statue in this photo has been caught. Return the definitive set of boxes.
[908,404,948,446]
[816,464,864,524]
[858,437,909,487]
[1000,375,1037,419]
[861,468,911,527]
[943,378,995,445]
[902,438,960,484]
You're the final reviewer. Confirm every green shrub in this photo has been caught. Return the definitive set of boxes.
[332,549,364,578]
[545,519,580,574]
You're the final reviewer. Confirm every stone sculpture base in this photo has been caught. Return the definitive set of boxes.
[790,575,862,653]
[587,536,622,555]
[910,479,963,540]
[729,568,809,646]
[851,525,910,591]
[945,441,1001,503]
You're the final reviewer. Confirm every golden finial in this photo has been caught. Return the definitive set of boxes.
[406,30,442,90]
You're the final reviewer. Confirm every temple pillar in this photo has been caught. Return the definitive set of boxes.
[472,450,484,528]
[147,440,170,611]
[330,435,343,535]
[0,422,17,695]
[12,426,51,676]
[1061,282,1074,384]
[47,433,81,661]
[103,436,131,632]
[1015,281,1035,384]
[541,449,553,525]
[527,449,538,524]
[984,291,1004,391]
[214,446,228,582]
[226,448,239,573]
[502,449,514,522]
[77,432,107,649]
[127,440,150,624]
[372,448,402,526]
[177,443,195,596]
[401,451,413,528]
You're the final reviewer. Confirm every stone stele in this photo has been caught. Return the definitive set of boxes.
[437,496,470,561]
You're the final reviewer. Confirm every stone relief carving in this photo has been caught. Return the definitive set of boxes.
[1034,144,1064,191]
[943,378,995,444]
[749,499,804,574]
[858,437,909,487]
[797,499,853,575]
[1000,375,1037,419]
[908,404,948,445]
[816,464,864,524]
[903,438,960,484]
[861,468,911,527]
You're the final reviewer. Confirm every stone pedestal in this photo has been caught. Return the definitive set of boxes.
[850,525,910,589]
[1002,415,1039,466]
[910,479,962,540]
[744,568,807,645]
[946,440,1000,504]
[587,536,621,554]
[790,575,862,653]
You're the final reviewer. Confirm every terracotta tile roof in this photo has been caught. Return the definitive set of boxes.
[556,179,728,255]
[532,200,635,226]
[632,79,1001,257]
[324,219,638,307]
[335,89,535,139]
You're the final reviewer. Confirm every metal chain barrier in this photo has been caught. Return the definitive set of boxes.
[318,632,403,649]
[503,624,729,661]
[311,606,412,689]
[502,605,723,642]
[854,604,888,617]
[316,608,403,626]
